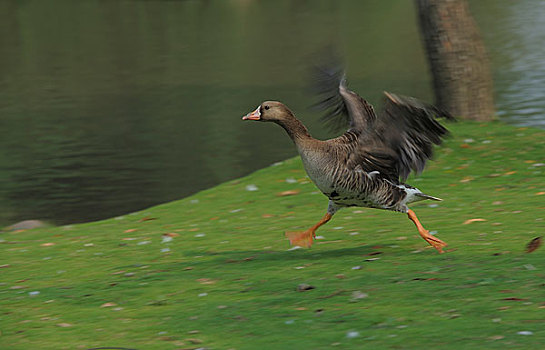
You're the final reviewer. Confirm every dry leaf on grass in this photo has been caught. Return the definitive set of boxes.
[525,237,542,253]
[56,323,72,327]
[463,218,487,225]
[276,190,300,197]
[100,302,117,308]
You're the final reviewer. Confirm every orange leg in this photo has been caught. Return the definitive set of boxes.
[407,209,447,253]
[285,212,333,248]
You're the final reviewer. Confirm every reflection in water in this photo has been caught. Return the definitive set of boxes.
[471,0,545,128]
[0,0,543,225]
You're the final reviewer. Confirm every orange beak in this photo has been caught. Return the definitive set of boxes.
[242,106,261,121]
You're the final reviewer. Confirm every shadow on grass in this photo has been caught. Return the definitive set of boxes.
[180,245,382,266]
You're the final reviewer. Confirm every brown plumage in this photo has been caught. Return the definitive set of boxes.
[242,68,452,253]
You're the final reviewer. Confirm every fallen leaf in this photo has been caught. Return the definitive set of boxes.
[197,278,217,285]
[463,218,487,225]
[460,176,474,183]
[100,302,117,308]
[276,190,300,197]
[536,192,545,195]
[261,214,275,218]
[502,297,527,301]
[56,323,72,327]
[41,243,55,247]
[525,237,542,253]
[365,251,383,256]
[0,264,10,268]
[504,171,516,175]
[139,216,157,222]
[225,256,255,263]
[124,229,137,233]
[164,232,179,237]
[185,338,203,344]
[318,290,346,299]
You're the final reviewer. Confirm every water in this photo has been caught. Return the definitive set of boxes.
[471,0,545,128]
[1,0,543,226]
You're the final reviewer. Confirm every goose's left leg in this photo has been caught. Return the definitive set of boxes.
[285,201,338,248]
[407,209,447,253]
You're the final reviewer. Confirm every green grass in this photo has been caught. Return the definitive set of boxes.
[1,121,544,350]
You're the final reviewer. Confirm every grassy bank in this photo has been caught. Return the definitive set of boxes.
[1,121,544,349]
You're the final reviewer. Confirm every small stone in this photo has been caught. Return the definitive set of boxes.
[346,331,360,339]
[517,331,533,336]
[351,291,368,300]
[297,284,315,292]
[245,184,258,191]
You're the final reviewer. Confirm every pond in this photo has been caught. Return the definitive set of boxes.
[1,0,543,226]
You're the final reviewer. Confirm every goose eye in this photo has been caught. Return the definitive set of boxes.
[264,105,270,110]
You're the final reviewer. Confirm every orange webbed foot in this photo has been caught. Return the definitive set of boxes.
[421,230,448,253]
[285,230,315,248]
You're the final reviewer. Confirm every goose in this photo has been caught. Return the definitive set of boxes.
[242,67,453,253]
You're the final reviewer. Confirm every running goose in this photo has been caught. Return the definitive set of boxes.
[242,68,453,253]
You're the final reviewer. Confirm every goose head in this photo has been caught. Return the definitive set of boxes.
[242,101,294,123]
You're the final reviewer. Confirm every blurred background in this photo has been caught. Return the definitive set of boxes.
[1,0,544,227]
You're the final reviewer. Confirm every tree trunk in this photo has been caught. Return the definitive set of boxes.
[415,0,495,121]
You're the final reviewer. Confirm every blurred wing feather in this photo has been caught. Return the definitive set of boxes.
[312,63,376,133]
[374,92,454,181]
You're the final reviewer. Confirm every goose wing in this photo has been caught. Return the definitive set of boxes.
[313,63,452,182]
[367,92,454,181]
[312,64,376,133]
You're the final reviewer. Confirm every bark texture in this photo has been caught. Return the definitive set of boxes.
[416,0,495,121]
